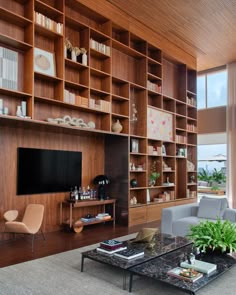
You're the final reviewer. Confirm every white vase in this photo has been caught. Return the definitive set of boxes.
[111,119,123,133]
[82,53,87,66]
[71,50,77,62]
[16,106,22,117]
[21,101,26,117]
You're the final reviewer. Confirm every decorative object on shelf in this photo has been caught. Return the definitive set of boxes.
[130,179,138,188]
[80,48,88,66]
[130,138,139,153]
[21,101,27,117]
[130,196,137,205]
[161,144,166,156]
[71,46,81,62]
[177,148,186,157]
[130,103,138,123]
[87,121,96,129]
[93,174,110,200]
[46,115,96,129]
[65,38,72,59]
[34,48,55,77]
[187,160,195,172]
[3,107,8,115]
[149,161,160,186]
[111,119,123,133]
[189,175,195,183]
[146,189,150,203]
[16,105,22,117]
[187,218,236,254]
[131,163,136,170]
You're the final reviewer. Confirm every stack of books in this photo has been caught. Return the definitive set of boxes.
[167,267,203,282]
[96,240,127,254]
[114,248,145,260]
[180,259,217,275]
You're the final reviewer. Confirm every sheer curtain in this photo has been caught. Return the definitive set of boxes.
[227,62,236,208]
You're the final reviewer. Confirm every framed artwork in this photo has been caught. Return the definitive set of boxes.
[147,107,173,141]
[130,139,139,153]
[34,48,56,77]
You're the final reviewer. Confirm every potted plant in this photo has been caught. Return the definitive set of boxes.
[187,218,236,254]
[149,172,160,187]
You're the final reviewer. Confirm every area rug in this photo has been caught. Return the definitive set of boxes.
[0,233,236,295]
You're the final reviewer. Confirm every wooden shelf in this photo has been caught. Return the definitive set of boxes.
[0,0,197,230]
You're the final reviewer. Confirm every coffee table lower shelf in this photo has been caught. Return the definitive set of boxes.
[128,247,236,294]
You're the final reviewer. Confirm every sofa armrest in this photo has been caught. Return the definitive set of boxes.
[161,203,199,235]
[223,208,236,222]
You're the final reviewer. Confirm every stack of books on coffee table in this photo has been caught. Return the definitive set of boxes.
[114,248,145,260]
[96,240,127,254]
[167,267,203,282]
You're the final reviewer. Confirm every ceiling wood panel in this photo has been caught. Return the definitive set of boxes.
[107,0,236,71]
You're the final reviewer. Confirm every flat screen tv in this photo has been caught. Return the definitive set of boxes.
[17,147,82,195]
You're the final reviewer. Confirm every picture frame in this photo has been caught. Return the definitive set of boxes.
[34,48,56,77]
[130,139,139,153]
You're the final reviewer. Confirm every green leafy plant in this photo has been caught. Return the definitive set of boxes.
[212,168,226,184]
[187,219,236,253]
[198,168,213,183]
[149,172,160,182]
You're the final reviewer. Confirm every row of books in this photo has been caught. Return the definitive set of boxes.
[34,11,63,34]
[90,38,111,56]
[147,80,162,93]
[167,259,217,282]
[96,239,144,260]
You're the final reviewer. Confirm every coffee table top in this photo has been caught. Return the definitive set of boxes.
[81,233,191,270]
[129,244,236,294]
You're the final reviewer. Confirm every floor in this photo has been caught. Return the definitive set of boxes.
[0,221,160,268]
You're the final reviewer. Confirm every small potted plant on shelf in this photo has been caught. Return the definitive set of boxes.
[149,160,160,186]
[187,218,236,254]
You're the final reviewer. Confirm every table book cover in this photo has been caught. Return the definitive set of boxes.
[167,267,203,282]
[180,259,217,275]
[96,246,127,254]
[114,249,144,260]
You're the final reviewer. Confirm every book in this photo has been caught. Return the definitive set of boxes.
[167,267,203,282]
[180,259,217,275]
[96,246,127,254]
[114,249,144,260]
[100,239,123,250]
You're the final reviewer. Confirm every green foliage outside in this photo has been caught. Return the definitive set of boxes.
[187,219,236,253]
[198,168,226,185]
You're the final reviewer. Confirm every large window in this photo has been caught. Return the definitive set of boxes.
[197,69,227,109]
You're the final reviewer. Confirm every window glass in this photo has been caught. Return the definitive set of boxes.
[197,75,206,109]
[197,69,227,109]
[207,71,227,108]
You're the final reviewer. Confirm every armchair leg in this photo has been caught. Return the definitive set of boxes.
[41,229,46,241]
[32,234,35,253]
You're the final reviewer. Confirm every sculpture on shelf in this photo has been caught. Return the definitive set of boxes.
[93,175,110,200]
[130,103,138,123]
[46,115,96,129]
[111,119,123,133]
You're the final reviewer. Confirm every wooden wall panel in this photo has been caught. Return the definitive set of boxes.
[0,125,105,232]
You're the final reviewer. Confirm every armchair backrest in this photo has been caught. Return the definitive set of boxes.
[22,204,44,232]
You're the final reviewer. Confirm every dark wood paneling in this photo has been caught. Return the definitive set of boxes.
[0,125,105,232]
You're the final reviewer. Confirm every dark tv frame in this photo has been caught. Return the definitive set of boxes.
[17,147,82,195]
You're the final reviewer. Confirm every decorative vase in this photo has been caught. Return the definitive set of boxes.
[16,105,22,117]
[112,119,123,133]
[71,50,77,62]
[82,53,87,66]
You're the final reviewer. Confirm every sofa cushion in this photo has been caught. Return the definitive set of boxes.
[172,216,201,237]
[197,197,223,219]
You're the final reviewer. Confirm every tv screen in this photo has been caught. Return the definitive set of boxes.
[17,147,82,195]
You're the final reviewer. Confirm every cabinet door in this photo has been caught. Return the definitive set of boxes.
[129,207,147,226]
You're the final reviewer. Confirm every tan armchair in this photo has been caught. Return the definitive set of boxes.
[4,204,45,252]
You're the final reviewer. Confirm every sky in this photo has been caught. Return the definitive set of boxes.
[197,144,226,172]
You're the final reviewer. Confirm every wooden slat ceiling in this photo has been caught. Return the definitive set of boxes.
[107,0,236,71]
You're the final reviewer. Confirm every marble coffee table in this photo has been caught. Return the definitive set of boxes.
[128,244,236,294]
[80,233,192,290]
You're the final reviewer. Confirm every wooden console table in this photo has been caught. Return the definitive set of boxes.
[60,199,116,232]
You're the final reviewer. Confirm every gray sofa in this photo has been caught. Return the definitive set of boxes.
[161,197,236,237]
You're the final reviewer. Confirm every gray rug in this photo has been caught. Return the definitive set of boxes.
[0,233,236,295]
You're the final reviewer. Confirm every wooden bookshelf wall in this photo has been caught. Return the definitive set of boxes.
[0,0,197,230]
